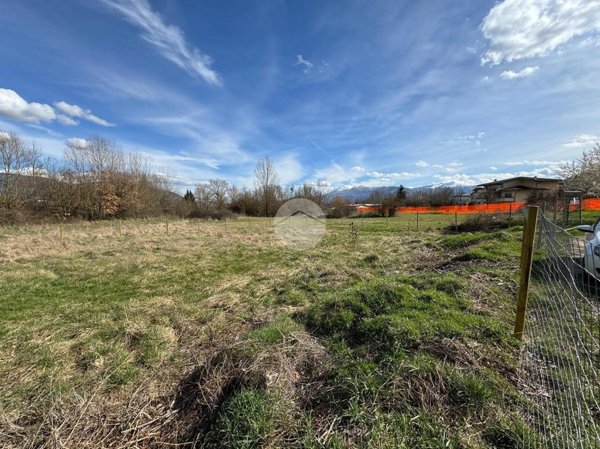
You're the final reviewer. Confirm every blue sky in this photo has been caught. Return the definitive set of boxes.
[1,0,600,191]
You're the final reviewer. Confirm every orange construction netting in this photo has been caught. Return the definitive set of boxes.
[352,198,600,215]
[583,198,600,211]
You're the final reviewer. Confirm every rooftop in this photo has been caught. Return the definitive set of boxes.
[477,176,562,187]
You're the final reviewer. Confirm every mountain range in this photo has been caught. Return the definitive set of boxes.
[326,184,475,202]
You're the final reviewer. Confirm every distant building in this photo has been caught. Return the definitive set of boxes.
[471,176,562,204]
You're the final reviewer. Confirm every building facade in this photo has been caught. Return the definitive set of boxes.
[471,176,562,204]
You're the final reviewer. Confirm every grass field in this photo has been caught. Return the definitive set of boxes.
[0,212,597,448]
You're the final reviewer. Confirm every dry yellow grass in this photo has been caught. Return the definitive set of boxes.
[0,215,525,447]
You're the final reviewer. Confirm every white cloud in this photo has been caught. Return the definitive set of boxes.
[102,0,222,86]
[0,88,56,123]
[499,66,539,79]
[432,162,463,173]
[139,113,251,167]
[366,171,419,180]
[66,137,89,148]
[434,168,562,186]
[273,153,305,185]
[313,162,356,186]
[0,88,113,129]
[564,134,600,149]
[54,101,113,127]
[57,114,78,126]
[481,0,600,65]
[504,159,568,166]
[415,160,429,167]
[295,54,314,73]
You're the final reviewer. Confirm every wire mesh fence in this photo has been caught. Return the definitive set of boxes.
[518,211,600,448]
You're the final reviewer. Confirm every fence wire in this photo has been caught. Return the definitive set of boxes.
[518,212,600,448]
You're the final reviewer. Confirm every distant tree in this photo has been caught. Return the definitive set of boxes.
[228,187,259,216]
[427,186,454,207]
[254,157,279,216]
[364,190,385,216]
[194,184,212,212]
[381,185,407,217]
[297,183,326,205]
[405,186,454,207]
[183,190,195,202]
[207,179,229,210]
[396,185,406,204]
[0,132,40,210]
[327,195,349,218]
[559,143,600,196]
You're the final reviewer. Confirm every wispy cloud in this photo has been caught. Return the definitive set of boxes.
[415,160,429,167]
[434,167,561,186]
[563,134,600,149]
[295,54,314,73]
[366,171,419,180]
[481,0,600,65]
[102,0,222,85]
[54,101,113,127]
[499,66,539,80]
[504,159,568,166]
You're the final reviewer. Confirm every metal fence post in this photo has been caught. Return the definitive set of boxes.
[514,206,539,340]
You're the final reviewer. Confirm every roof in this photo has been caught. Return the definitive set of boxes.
[496,185,551,191]
[477,176,561,187]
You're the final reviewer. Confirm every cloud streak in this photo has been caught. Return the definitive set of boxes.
[54,101,113,126]
[500,66,539,79]
[295,54,314,73]
[102,0,222,85]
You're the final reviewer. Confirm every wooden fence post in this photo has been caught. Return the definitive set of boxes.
[514,206,539,340]
[454,211,458,231]
[416,211,419,232]
[509,203,512,221]
[59,223,64,242]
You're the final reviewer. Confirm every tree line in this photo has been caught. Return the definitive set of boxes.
[0,133,183,223]
[1,131,599,224]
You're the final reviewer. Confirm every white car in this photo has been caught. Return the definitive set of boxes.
[576,217,600,279]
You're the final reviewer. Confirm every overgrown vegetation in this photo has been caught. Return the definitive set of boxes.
[0,213,548,448]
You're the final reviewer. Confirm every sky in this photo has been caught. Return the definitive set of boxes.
[1,0,600,192]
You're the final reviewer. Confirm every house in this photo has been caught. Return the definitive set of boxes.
[471,176,562,204]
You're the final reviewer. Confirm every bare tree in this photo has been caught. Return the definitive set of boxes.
[327,195,349,218]
[195,184,212,212]
[559,144,600,196]
[208,179,229,211]
[254,156,279,216]
[0,132,40,209]
[297,183,326,206]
